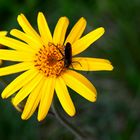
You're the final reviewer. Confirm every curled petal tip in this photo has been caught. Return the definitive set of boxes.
[37,116,43,122]
[69,110,76,117]
[1,93,7,99]
[38,12,43,16]
[110,65,114,70]
[99,27,105,34]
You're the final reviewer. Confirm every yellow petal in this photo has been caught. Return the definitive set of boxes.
[0,31,7,36]
[62,70,97,102]
[72,27,105,56]
[38,77,55,121]
[10,29,41,51]
[55,76,76,116]
[0,62,34,76]
[37,12,52,45]
[1,69,38,99]
[72,57,114,71]
[65,17,86,44]
[17,14,41,43]
[53,17,69,45]
[12,73,43,106]
[0,36,34,52]
[21,78,45,120]
[0,49,34,61]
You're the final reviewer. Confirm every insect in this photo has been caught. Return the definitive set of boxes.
[48,42,72,68]
[63,42,81,68]
[49,42,81,69]
[63,42,72,68]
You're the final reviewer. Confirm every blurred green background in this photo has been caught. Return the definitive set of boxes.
[0,0,140,140]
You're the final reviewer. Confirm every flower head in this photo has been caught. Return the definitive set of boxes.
[0,12,113,121]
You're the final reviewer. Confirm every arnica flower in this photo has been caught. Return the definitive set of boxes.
[0,12,113,121]
[0,31,7,65]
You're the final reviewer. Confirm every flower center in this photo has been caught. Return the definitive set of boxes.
[34,43,65,77]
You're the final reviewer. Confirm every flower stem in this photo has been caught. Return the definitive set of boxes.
[51,101,86,140]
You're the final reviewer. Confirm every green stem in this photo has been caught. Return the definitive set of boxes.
[51,101,86,140]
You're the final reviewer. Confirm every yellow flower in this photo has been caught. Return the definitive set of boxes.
[0,12,113,121]
[0,31,7,65]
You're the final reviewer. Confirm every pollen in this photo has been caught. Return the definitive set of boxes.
[34,43,65,77]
